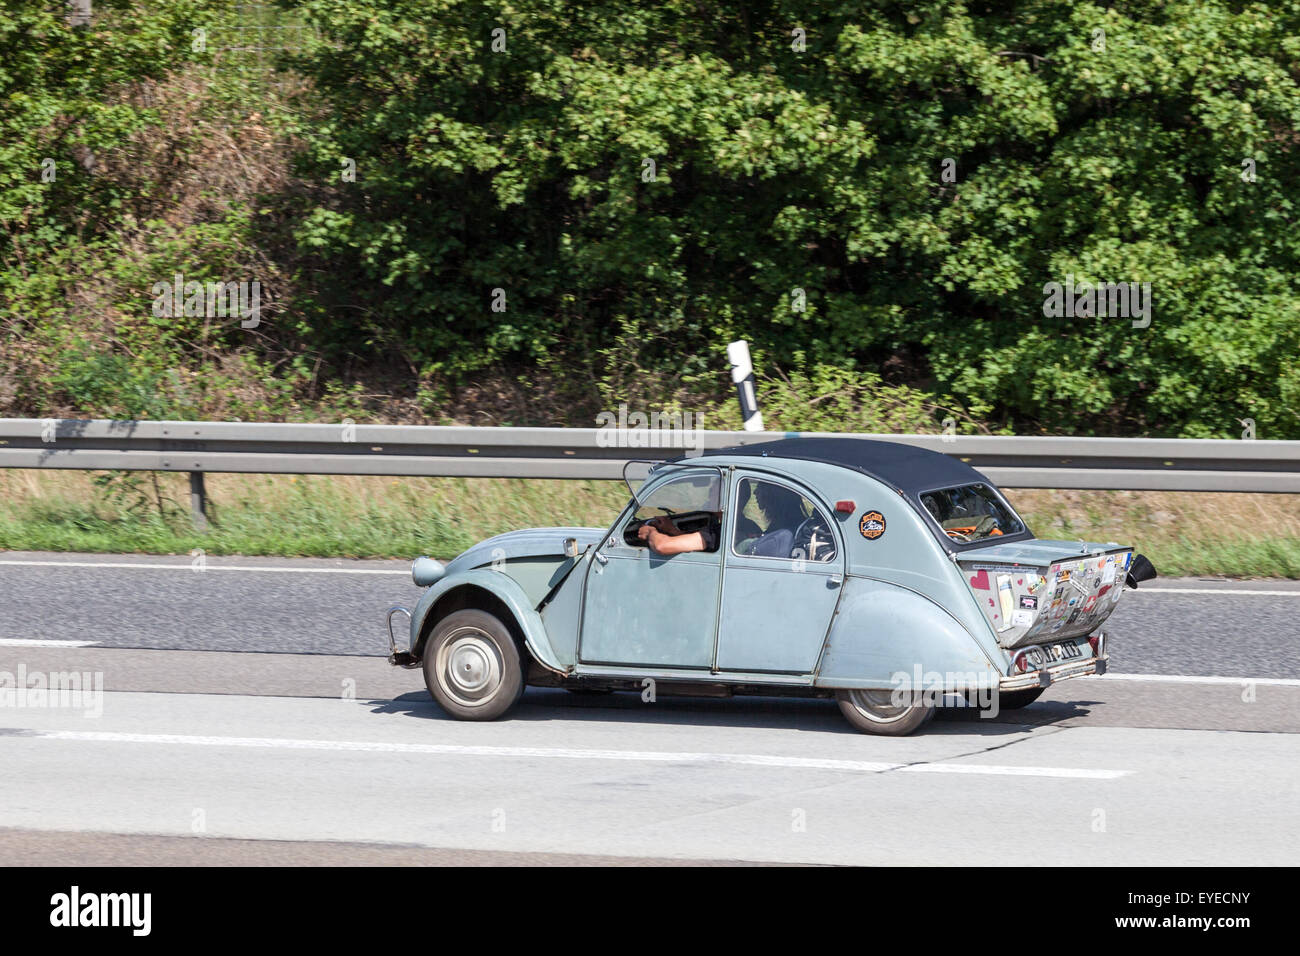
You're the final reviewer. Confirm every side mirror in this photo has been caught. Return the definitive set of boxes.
[563,537,581,558]
[1125,553,1158,589]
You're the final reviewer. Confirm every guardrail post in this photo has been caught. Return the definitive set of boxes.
[189,471,208,531]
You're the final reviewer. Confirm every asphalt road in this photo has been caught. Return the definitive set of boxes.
[0,666,1296,866]
[0,551,1297,865]
[1,551,1298,677]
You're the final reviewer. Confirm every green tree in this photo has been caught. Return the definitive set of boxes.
[285,0,1300,436]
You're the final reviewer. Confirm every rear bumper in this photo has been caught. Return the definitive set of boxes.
[1000,633,1109,692]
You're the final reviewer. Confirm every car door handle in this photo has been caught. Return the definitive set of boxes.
[829,573,843,586]
[594,551,608,565]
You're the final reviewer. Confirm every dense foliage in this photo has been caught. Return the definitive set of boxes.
[3,1,1300,436]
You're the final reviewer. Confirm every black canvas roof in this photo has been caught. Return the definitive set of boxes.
[699,436,989,496]
[692,436,1032,552]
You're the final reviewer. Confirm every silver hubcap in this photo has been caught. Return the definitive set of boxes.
[847,689,919,724]
[437,630,503,707]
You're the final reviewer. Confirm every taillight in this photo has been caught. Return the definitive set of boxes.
[1013,651,1031,673]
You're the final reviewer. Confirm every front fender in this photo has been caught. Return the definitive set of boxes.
[411,569,565,674]
[814,576,1001,691]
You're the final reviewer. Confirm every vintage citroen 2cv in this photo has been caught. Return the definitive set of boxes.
[387,437,1156,735]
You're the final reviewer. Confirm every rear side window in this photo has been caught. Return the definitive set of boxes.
[734,478,837,562]
[919,483,1025,543]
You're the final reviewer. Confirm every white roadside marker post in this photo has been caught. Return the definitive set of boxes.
[727,340,765,432]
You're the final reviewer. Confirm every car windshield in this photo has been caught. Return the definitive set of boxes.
[919,483,1024,543]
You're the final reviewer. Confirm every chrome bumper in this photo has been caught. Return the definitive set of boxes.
[386,605,419,667]
[1000,633,1109,692]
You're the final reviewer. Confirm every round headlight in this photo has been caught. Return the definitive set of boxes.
[411,556,445,587]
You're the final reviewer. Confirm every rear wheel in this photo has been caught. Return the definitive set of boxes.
[993,686,1046,710]
[836,689,934,736]
[423,609,525,720]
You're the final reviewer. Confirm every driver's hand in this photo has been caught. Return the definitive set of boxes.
[637,522,656,541]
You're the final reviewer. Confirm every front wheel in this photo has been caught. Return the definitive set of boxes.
[836,689,934,736]
[423,609,526,720]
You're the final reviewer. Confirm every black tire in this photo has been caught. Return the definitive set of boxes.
[835,689,935,736]
[993,686,1046,710]
[423,609,526,720]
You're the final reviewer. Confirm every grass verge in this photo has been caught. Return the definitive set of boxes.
[1,470,1298,578]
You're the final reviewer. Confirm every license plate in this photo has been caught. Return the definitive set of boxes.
[1021,641,1085,669]
[1048,641,1083,661]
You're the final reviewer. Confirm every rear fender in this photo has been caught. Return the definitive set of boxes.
[815,576,1001,691]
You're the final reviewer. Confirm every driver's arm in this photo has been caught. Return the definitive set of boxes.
[644,515,682,535]
[639,527,706,555]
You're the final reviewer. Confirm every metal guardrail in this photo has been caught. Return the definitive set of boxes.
[2,418,1298,526]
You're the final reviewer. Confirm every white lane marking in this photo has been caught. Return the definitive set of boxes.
[2,560,1297,591]
[1097,673,1300,686]
[29,730,1130,780]
[0,639,99,647]
[1135,588,1300,596]
[0,560,406,575]
[0,638,1290,689]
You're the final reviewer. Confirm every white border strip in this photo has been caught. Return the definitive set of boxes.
[32,730,1129,780]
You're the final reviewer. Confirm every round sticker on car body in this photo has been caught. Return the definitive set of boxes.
[859,511,886,540]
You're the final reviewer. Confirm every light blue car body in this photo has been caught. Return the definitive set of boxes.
[402,441,1131,693]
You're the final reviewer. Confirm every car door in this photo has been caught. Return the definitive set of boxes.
[577,467,726,669]
[714,473,844,674]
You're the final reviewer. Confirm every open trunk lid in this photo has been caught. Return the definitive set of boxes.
[957,540,1133,649]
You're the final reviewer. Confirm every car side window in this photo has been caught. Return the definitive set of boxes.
[733,478,837,562]
[622,472,722,551]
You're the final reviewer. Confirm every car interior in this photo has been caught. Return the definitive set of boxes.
[920,483,1025,543]
[734,478,837,562]
[624,473,723,550]
[621,473,837,562]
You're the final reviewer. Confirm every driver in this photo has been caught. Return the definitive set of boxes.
[748,483,807,558]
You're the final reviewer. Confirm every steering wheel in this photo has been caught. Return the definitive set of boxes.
[792,514,836,562]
